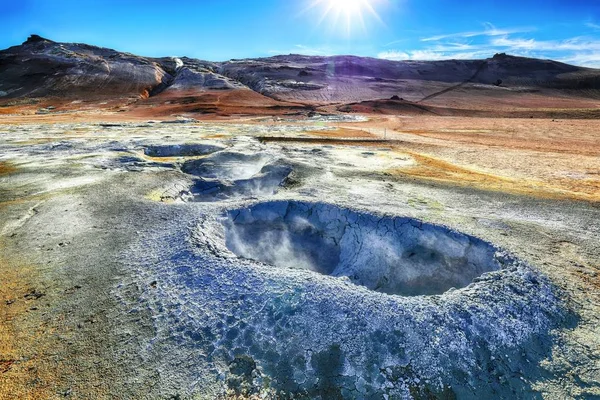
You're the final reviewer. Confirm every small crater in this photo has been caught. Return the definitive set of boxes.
[144,143,224,157]
[183,151,294,201]
[222,201,505,296]
[181,151,272,179]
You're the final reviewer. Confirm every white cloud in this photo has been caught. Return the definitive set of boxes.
[490,37,536,49]
[409,50,485,60]
[559,52,600,68]
[268,24,600,69]
[294,44,330,55]
[421,24,534,42]
[430,43,481,52]
[378,49,491,61]
[377,50,409,60]
[491,36,600,52]
[383,39,407,47]
[379,22,600,69]
[586,22,600,30]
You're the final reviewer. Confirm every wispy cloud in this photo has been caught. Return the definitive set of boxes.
[377,50,409,60]
[294,44,330,55]
[429,43,481,52]
[586,22,600,30]
[378,49,491,61]
[379,23,600,68]
[383,39,408,47]
[491,36,600,52]
[559,52,600,68]
[421,23,534,42]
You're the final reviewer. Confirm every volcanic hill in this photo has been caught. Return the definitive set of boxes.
[1,35,600,118]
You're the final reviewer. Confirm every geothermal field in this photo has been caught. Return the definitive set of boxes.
[0,35,599,399]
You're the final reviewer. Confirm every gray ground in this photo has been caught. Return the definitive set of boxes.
[0,121,598,399]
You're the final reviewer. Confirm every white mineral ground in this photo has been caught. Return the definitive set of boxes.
[0,119,598,399]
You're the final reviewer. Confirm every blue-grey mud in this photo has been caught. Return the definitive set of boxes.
[1,119,598,399]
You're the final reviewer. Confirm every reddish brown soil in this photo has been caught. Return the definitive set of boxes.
[1,92,599,202]
[345,115,600,201]
[339,97,600,119]
[0,162,16,176]
[124,89,312,118]
[0,240,56,400]
[0,89,315,123]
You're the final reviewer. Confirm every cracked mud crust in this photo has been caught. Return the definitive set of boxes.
[0,119,599,399]
[220,201,506,296]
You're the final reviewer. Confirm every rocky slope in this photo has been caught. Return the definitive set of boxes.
[0,35,248,100]
[1,35,600,114]
[218,53,600,104]
[0,35,170,100]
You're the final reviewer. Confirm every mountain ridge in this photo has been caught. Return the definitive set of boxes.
[1,35,600,118]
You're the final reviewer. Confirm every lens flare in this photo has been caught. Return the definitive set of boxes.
[307,0,384,36]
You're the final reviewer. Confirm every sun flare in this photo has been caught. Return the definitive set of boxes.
[308,0,384,36]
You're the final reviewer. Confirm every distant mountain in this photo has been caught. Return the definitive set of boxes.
[1,35,600,116]
[218,52,600,104]
[0,35,245,100]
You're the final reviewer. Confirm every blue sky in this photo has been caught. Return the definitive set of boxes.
[2,0,600,67]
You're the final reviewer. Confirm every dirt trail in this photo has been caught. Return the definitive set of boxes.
[418,61,488,103]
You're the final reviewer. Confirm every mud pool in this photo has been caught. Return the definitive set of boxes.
[0,121,593,399]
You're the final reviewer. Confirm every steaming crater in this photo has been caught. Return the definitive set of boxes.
[223,201,505,296]
[144,143,224,157]
[148,200,569,398]
[183,151,294,201]
[182,151,272,179]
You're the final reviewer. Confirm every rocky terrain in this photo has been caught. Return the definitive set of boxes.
[2,35,600,118]
[217,52,600,105]
[0,36,599,399]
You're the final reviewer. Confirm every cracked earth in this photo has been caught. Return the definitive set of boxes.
[0,116,599,399]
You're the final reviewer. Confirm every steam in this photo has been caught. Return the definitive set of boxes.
[226,223,319,272]
[184,152,272,180]
[190,160,292,201]
[222,201,503,296]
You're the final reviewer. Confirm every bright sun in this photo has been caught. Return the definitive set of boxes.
[308,0,383,36]
[329,0,364,12]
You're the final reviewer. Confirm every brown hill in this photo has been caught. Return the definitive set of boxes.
[1,35,600,118]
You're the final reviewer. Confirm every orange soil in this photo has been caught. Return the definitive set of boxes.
[1,96,599,202]
[0,241,55,400]
[305,128,375,139]
[391,152,599,202]
[401,126,600,156]
[421,89,600,111]
[357,116,600,201]
[126,89,310,118]
[257,113,600,202]
[341,98,600,119]
[0,89,311,124]
[0,162,16,176]
[256,134,600,201]
[257,137,395,146]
